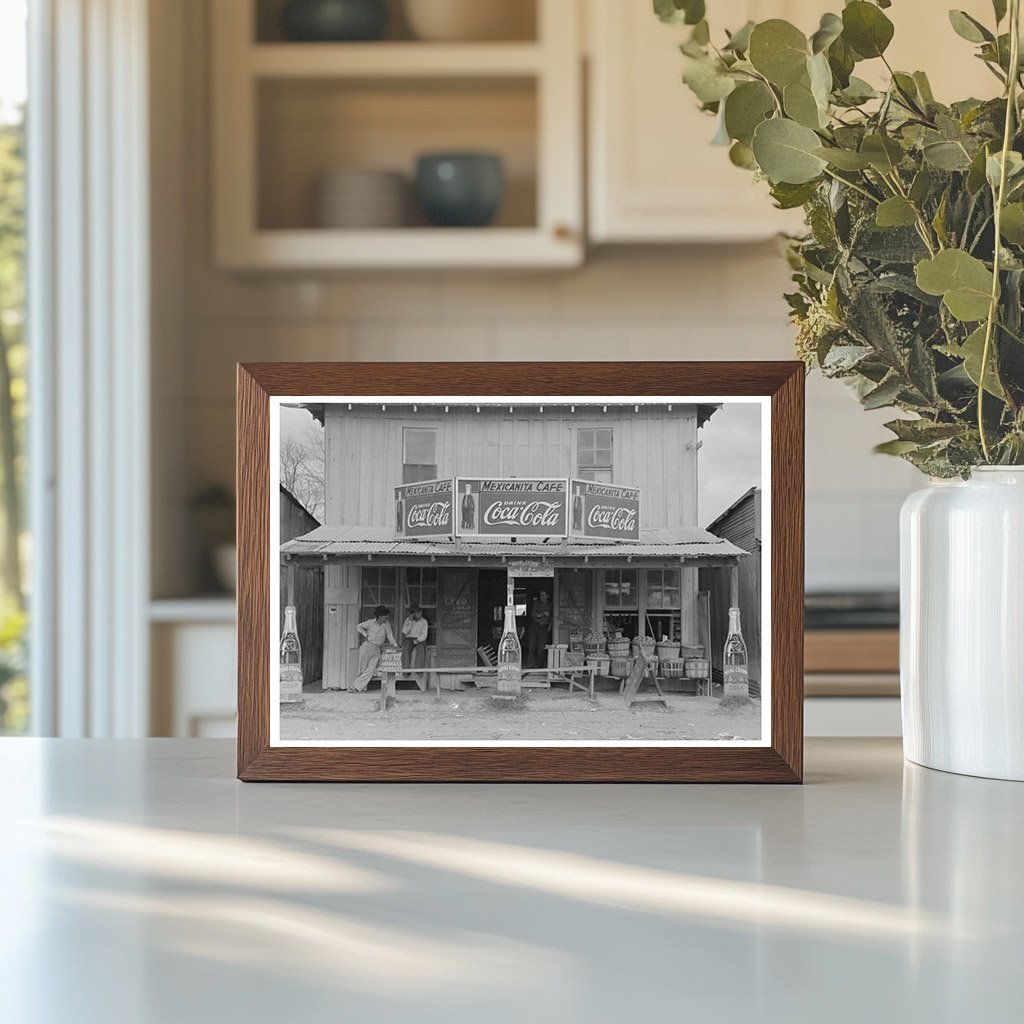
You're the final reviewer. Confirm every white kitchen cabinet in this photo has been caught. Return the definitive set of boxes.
[211,0,584,269]
[586,0,998,244]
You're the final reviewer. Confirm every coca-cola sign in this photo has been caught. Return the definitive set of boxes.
[395,479,455,538]
[456,478,569,538]
[569,480,641,541]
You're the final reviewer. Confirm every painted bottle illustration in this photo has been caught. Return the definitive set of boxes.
[572,485,584,533]
[460,483,476,532]
[280,605,304,704]
[496,579,522,697]
[722,606,749,698]
[396,494,405,534]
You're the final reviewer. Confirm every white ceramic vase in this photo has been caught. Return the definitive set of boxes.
[900,467,1024,781]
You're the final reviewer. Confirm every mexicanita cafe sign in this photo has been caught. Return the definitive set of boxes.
[397,478,643,541]
[568,479,641,541]
[395,479,455,538]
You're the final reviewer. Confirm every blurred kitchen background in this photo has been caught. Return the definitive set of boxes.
[2,0,997,739]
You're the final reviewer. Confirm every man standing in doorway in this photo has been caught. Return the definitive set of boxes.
[525,589,552,670]
[401,604,429,691]
[351,605,396,691]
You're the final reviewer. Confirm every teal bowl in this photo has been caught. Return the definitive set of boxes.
[281,0,388,42]
[415,153,505,228]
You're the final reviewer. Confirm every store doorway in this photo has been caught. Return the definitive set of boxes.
[520,578,554,669]
[477,569,508,658]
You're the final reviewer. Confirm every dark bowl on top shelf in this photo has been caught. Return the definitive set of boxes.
[280,0,388,42]
[415,152,505,228]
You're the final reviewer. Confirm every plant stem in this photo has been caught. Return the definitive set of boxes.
[822,167,881,205]
[979,0,1021,462]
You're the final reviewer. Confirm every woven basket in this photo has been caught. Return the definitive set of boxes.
[685,658,710,679]
[609,656,633,677]
[656,641,681,660]
[680,645,705,660]
[586,655,611,675]
[584,639,607,656]
[564,650,585,668]
[607,639,631,657]
[661,658,686,679]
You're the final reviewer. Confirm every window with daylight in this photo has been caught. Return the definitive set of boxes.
[578,427,613,483]
[603,568,639,639]
[404,567,438,643]
[646,569,682,643]
[359,567,398,627]
[402,427,437,484]
[0,0,28,735]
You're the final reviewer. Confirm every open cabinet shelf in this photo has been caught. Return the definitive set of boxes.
[212,0,583,269]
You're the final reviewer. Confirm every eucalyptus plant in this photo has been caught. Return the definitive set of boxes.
[657,0,1024,475]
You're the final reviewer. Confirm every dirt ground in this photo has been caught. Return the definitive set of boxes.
[279,684,762,743]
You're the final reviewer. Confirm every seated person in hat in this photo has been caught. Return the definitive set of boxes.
[401,604,430,691]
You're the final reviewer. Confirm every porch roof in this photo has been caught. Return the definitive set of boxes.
[280,524,746,565]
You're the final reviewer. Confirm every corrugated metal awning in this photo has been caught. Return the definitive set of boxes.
[281,524,746,565]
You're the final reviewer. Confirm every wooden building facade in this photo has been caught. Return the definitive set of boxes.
[700,487,761,694]
[281,402,747,690]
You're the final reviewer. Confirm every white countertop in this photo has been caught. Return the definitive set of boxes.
[0,738,1020,1023]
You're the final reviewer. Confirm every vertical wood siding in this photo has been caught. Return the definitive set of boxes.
[324,404,702,529]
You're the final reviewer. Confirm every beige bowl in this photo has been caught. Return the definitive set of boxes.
[404,0,535,41]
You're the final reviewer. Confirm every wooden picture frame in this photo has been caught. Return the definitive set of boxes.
[237,362,804,782]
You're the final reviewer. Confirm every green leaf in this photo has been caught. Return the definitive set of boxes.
[810,12,843,54]
[993,0,1008,24]
[748,20,809,86]
[939,325,1006,398]
[915,249,994,321]
[691,19,710,45]
[986,150,1024,191]
[909,164,933,205]
[837,76,879,104]
[876,197,918,228]
[814,146,872,170]
[729,140,757,170]
[862,374,903,409]
[827,35,856,88]
[807,51,833,109]
[923,140,973,171]
[948,10,994,44]
[653,0,705,26]
[723,81,775,144]
[967,144,991,194]
[913,71,935,104]
[860,133,904,173]
[842,1,895,59]
[770,180,820,209]
[724,20,755,53]
[875,439,922,455]
[751,118,828,184]
[1000,203,1024,245]
[784,80,824,129]
[682,57,736,104]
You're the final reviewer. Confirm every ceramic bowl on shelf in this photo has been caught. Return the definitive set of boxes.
[315,167,408,229]
[280,0,388,42]
[414,152,504,227]
[403,0,535,42]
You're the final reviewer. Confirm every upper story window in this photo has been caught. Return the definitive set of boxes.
[577,427,613,483]
[402,427,437,483]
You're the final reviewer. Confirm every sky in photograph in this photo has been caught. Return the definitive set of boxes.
[697,402,762,527]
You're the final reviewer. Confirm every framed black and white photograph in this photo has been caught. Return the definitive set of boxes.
[237,362,804,782]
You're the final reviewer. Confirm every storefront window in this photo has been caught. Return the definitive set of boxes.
[578,428,613,483]
[404,566,437,643]
[604,568,639,638]
[646,569,682,642]
[402,427,437,483]
[360,567,397,625]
